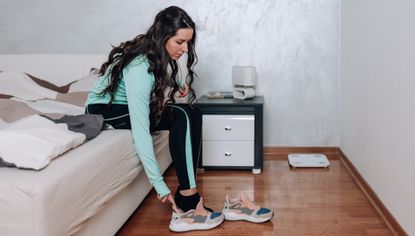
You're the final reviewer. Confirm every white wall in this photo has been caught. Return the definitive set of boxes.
[2,0,412,232]
[0,0,339,146]
[340,0,415,234]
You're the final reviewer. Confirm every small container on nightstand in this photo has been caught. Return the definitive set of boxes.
[197,95,264,174]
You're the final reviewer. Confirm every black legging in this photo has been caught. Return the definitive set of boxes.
[85,103,201,190]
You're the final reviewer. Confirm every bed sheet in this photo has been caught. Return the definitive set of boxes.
[0,129,169,236]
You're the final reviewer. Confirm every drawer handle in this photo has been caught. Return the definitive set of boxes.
[224,126,232,131]
[224,152,232,157]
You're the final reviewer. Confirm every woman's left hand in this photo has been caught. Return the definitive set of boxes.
[178,83,189,97]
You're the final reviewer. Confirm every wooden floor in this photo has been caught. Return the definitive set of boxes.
[116,154,393,236]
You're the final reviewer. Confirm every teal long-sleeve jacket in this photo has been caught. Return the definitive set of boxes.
[86,55,170,198]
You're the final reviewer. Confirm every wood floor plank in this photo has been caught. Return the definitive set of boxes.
[116,154,393,236]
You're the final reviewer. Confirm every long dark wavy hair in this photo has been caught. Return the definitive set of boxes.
[98,6,197,121]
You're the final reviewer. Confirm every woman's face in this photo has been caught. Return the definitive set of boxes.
[165,28,194,60]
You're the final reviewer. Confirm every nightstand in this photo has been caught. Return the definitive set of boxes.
[197,95,264,174]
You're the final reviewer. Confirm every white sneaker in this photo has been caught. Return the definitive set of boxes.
[223,192,274,223]
[169,198,224,232]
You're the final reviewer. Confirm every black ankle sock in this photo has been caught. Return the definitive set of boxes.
[174,190,214,212]
[174,191,199,212]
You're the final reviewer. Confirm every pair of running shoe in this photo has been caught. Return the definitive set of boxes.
[169,193,275,232]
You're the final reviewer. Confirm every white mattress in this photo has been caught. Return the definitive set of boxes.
[0,129,169,236]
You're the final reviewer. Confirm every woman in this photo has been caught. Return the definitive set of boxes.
[85,6,224,232]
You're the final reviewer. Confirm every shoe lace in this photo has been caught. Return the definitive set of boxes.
[194,206,210,216]
[241,196,260,210]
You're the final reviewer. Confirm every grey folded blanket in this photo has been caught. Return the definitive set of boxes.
[46,114,105,140]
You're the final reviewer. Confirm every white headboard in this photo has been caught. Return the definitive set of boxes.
[0,54,107,86]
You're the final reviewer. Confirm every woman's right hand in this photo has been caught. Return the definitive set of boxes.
[158,193,176,205]
[158,193,170,203]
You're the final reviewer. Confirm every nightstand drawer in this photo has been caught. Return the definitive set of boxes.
[202,115,254,141]
[202,141,254,166]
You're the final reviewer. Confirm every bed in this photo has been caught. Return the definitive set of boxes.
[0,55,172,236]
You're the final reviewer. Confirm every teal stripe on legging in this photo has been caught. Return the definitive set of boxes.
[167,105,196,188]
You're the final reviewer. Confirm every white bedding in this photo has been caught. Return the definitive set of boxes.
[0,115,86,170]
[0,54,174,235]
[11,98,84,115]
[0,129,169,236]
[0,71,58,100]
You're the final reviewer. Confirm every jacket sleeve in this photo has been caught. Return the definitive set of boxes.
[123,60,170,198]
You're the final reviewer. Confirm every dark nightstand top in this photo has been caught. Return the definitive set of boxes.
[197,95,264,105]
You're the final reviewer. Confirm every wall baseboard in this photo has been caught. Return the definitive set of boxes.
[263,146,339,160]
[337,149,408,236]
[263,146,407,236]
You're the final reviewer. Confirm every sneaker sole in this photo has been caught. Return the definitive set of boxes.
[223,211,274,223]
[169,218,224,232]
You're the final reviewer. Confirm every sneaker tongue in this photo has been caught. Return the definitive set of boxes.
[195,197,205,211]
[240,192,250,202]
[240,193,259,210]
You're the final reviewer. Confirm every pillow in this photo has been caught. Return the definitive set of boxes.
[25,73,72,93]
[68,69,99,93]
[0,69,97,101]
[0,71,58,100]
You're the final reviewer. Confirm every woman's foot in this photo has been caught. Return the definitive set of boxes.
[169,198,224,232]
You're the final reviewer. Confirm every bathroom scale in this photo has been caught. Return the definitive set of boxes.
[288,153,330,168]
